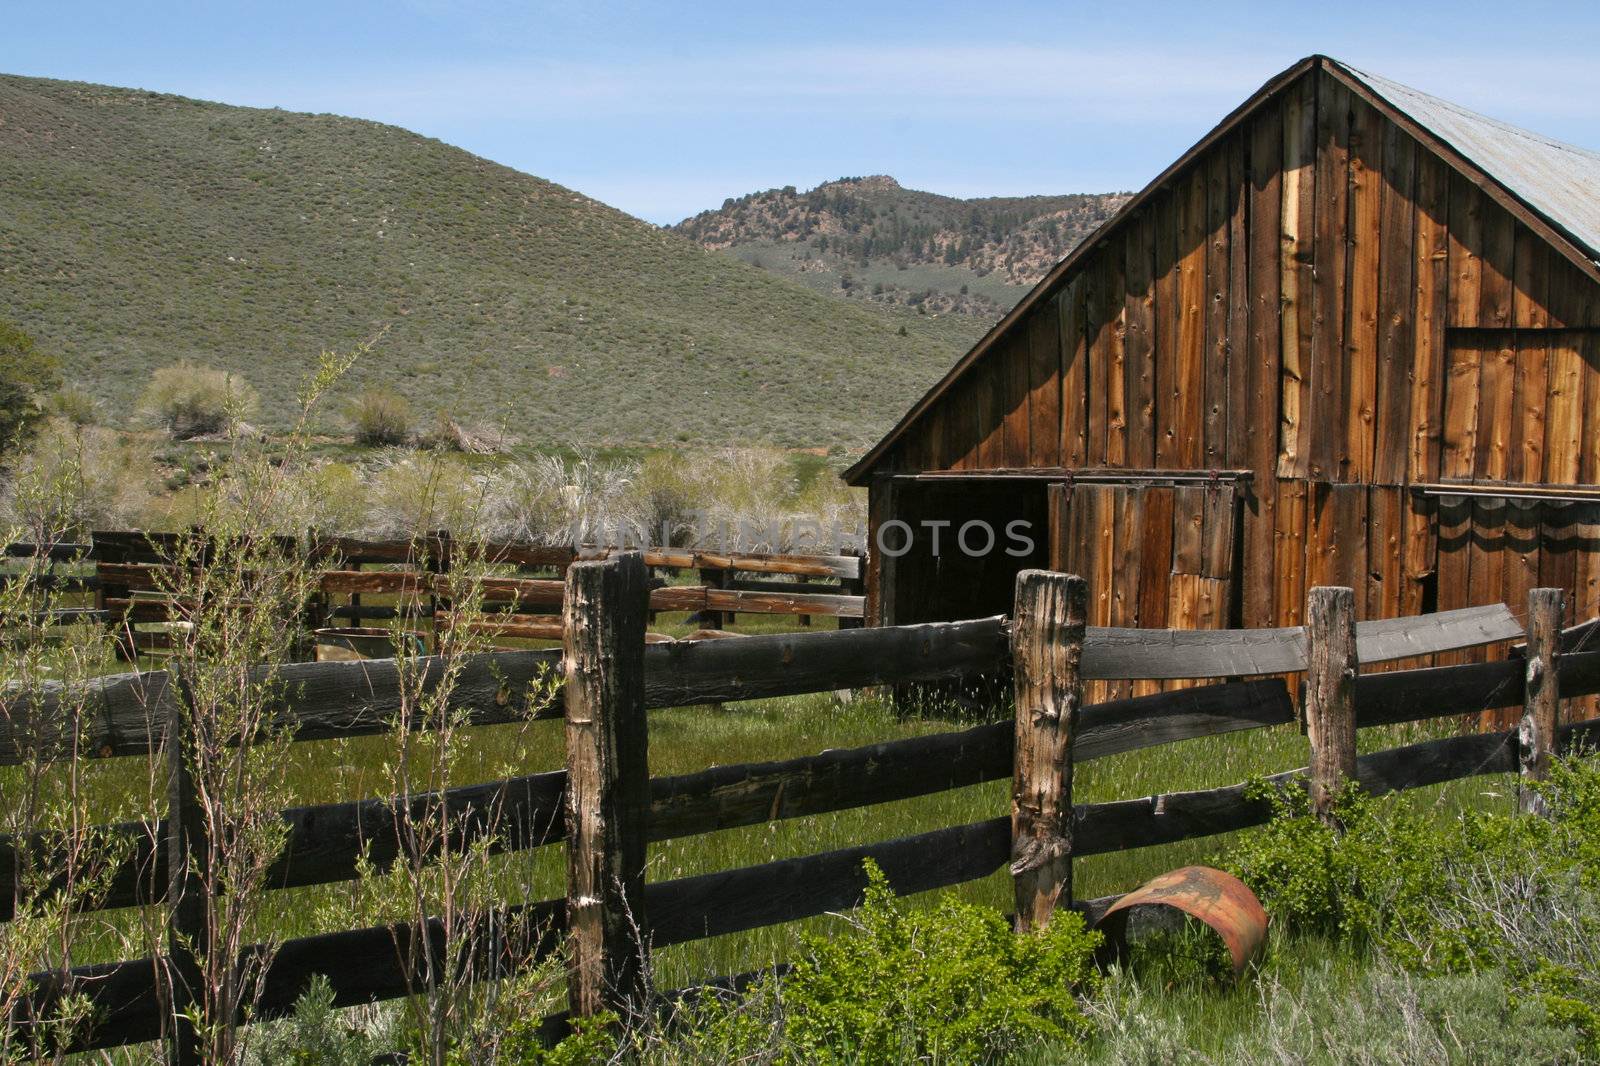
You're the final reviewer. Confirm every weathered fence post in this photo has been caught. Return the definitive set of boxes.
[563,551,651,1018]
[165,673,207,1066]
[1305,586,1358,826]
[1010,569,1086,932]
[1520,587,1564,816]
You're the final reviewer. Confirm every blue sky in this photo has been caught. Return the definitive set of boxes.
[7,1,1600,224]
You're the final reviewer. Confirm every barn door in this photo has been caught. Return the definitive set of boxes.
[1050,480,1241,699]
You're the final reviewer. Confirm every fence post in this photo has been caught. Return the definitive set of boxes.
[702,565,727,630]
[1305,586,1358,826]
[563,551,651,1019]
[165,672,207,1066]
[1010,569,1086,932]
[1520,587,1564,817]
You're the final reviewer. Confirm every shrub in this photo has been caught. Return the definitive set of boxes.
[0,418,159,536]
[0,317,61,452]
[46,386,100,427]
[779,860,1101,1062]
[141,362,260,438]
[346,387,413,446]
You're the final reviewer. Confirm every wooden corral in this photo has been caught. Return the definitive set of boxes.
[848,55,1600,719]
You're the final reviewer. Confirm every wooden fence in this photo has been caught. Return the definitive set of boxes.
[4,558,1599,1059]
[2,531,866,655]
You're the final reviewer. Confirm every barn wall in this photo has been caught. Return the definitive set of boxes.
[873,65,1600,660]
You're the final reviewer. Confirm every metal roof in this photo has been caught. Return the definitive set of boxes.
[1340,61,1600,266]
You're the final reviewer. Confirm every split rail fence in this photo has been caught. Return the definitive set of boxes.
[3,532,866,654]
[4,556,1600,1059]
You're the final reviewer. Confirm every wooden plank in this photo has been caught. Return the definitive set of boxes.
[642,617,1011,708]
[1343,93,1383,481]
[705,588,863,618]
[1434,496,1474,664]
[1171,484,1205,575]
[1226,131,1251,469]
[563,552,651,1016]
[1306,586,1358,823]
[975,355,1005,468]
[1001,332,1031,467]
[1106,238,1130,466]
[1244,108,1283,628]
[1476,329,1517,481]
[1355,603,1521,662]
[1176,169,1208,468]
[1278,73,1316,479]
[1155,189,1181,468]
[1308,73,1350,481]
[1409,152,1450,482]
[1072,727,1523,860]
[1373,121,1415,486]
[1203,144,1231,468]
[1502,500,1543,632]
[1401,491,1437,617]
[1125,210,1158,468]
[1545,333,1584,485]
[1010,571,1086,929]
[1515,331,1550,484]
[1027,306,1062,468]
[1058,278,1088,467]
[1274,479,1309,627]
[1447,172,1483,327]
[1366,486,1403,625]
[1109,488,1144,701]
[1478,197,1516,329]
[1356,651,1600,728]
[1440,333,1482,480]
[1083,624,1303,679]
[1135,485,1174,640]
[1085,254,1109,465]
[646,818,1011,951]
[1201,482,1237,580]
[1584,333,1600,485]
[1310,483,1368,596]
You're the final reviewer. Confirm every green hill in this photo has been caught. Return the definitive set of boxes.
[0,74,987,448]
[672,176,1129,320]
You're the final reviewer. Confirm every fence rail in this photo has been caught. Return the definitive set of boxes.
[5,561,1597,1058]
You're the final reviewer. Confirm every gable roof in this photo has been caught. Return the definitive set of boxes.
[844,55,1600,485]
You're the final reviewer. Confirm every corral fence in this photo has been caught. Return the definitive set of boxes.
[4,556,1600,1060]
[2,531,866,655]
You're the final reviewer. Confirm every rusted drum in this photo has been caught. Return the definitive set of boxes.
[1093,865,1269,977]
[313,627,427,662]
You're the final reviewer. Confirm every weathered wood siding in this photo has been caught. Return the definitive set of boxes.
[871,65,1600,664]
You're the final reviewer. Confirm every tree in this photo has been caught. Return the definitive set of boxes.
[0,318,61,452]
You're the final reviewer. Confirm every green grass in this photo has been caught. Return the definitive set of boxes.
[0,74,983,449]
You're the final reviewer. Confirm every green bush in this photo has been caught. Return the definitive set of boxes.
[1223,781,1451,947]
[778,860,1100,1063]
[0,317,61,451]
[345,387,413,446]
[1224,755,1600,1056]
[140,361,260,438]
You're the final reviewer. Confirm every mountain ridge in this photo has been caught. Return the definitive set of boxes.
[672,176,1130,319]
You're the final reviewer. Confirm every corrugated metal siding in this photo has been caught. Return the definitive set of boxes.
[1343,62,1600,266]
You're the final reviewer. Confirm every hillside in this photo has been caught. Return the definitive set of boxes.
[672,176,1129,319]
[0,75,988,448]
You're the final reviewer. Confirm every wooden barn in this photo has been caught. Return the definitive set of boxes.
[846,54,1600,690]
